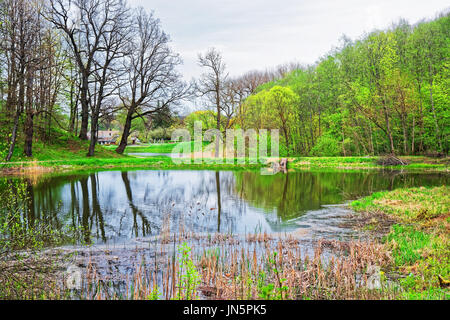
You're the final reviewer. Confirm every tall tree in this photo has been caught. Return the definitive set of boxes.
[86,0,130,156]
[115,8,188,154]
[1,0,41,160]
[197,48,228,157]
[46,0,125,141]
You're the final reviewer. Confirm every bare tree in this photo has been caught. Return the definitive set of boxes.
[62,55,81,135]
[46,0,126,142]
[197,48,228,157]
[224,70,274,127]
[0,0,42,160]
[86,0,130,156]
[115,8,189,154]
[25,23,66,156]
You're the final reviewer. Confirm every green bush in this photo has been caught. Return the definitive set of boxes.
[148,127,173,141]
[309,133,342,156]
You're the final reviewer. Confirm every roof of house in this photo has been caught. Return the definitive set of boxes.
[98,130,120,139]
[87,130,120,140]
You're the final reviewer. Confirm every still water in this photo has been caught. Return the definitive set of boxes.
[3,170,448,244]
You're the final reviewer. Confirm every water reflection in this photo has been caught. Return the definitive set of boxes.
[2,170,447,244]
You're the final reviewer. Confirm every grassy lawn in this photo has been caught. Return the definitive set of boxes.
[103,141,213,154]
[352,185,450,299]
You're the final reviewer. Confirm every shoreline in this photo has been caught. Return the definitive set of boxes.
[1,155,448,177]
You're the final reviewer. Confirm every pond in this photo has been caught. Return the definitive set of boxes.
[1,169,448,245]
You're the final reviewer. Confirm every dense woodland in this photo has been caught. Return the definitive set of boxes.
[0,0,448,160]
[239,14,449,156]
[0,0,190,160]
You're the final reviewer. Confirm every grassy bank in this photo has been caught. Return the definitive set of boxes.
[291,156,449,171]
[352,185,449,299]
[0,156,266,176]
[1,143,448,175]
[7,136,125,162]
[1,131,448,173]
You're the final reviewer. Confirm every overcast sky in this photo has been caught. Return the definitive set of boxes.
[128,0,448,81]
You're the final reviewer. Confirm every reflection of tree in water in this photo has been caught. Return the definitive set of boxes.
[25,178,35,228]
[233,171,449,221]
[216,171,221,233]
[1,170,446,243]
[121,172,152,237]
[25,171,239,241]
[25,177,65,233]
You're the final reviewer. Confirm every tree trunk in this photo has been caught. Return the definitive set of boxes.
[401,114,408,155]
[369,124,375,155]
[382,102,395,154]
[429,84,442,152]
[5,72,25,162]
[69,81,78,134]
[5,109,20,161]
[24,110,34,157]
[342,127,346,157]
[116,107,134,154]
[282,124,289,156]
[78,75,89,140]
[24,70,34,157]
[87,113,98,157]
[309,110,314,148]
[411,114,415,154]
[215,94,221,158]
[417,82,424,153]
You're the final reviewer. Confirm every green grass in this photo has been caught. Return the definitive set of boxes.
[104,141,212,154]
[1,155,267,175]
[385,224,434,265]
[291,156,448,171]
[121,141,209,154]
[351,185,449,221]
[7,136,125,162]
[352,185,450,300]
[2,132,448,174]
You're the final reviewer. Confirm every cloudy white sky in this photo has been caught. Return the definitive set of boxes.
[128,0,448,82]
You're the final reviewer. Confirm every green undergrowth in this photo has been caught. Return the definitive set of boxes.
[0,180,83,299]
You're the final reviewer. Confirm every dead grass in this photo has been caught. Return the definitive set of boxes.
[69,232,396,300]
